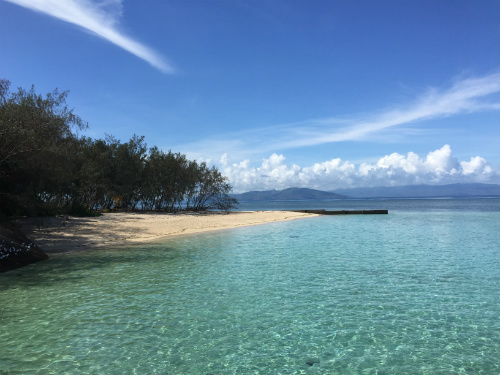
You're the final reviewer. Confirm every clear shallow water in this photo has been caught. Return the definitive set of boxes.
[1,199,499,375]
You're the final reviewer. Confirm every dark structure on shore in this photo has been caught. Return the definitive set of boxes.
[292,209,388,215]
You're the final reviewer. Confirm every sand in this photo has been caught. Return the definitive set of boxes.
[17,211,317,254]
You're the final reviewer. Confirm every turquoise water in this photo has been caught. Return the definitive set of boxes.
[1,199,499,374]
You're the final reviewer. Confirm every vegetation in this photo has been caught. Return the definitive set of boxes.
[0,79,237,218]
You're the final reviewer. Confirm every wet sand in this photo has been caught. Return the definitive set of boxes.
[18,211,317,254]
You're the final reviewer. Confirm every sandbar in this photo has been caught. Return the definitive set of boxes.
[17,211,317,254]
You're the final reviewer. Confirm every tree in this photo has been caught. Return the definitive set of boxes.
[0,79,237,217]
[185,163,237,211]
[73,137,114,210]
[109,134,147,210]
[141,148,197,211]
[0,79,86,216]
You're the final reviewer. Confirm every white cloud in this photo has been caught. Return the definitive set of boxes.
[461,156,493,176]
[424,144,459,174]
[221,145,500,193]
[5,0,174,73]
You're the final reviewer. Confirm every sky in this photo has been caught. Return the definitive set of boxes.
[1,0,499,193]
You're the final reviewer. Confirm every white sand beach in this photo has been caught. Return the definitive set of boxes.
[18,211,317,254]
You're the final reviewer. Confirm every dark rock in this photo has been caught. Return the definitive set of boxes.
[306,358,320,366]
[0,222,48,273]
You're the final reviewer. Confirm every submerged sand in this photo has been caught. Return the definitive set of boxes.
[17,211,316,254]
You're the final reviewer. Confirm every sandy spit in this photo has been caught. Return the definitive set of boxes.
[16,211,317,254]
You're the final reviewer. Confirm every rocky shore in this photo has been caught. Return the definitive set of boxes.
[0,222,48,272]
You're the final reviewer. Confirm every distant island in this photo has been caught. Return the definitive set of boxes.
[231,187,348,201]
[332,183,500,198]
[231,183,500,201]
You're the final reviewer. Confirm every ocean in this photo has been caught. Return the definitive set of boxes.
[1,198,499,374]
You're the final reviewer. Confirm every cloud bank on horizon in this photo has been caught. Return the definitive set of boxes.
[4,0,174,73]
[175,71,500,192]
[186,71,500,193]
[222,145,499,193]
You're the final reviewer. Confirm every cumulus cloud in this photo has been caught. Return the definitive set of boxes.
[220,145,500,193]
[5,0,174,73]
[461,156,493,176]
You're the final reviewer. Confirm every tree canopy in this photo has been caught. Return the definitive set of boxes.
[0,79,237,217]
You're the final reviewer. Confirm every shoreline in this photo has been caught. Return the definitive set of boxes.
[17,211,317,254]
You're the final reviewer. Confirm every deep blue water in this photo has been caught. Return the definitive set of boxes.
[1,198,499,374]
[235,196,500,212]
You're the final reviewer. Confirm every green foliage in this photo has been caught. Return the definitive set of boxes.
[185,163,237,211]
[0,79,87,216]
[141,147,190,210]
[0,79,238,217]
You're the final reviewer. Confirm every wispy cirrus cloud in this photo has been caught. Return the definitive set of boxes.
[271,71,500,148]
[5,0,174,73]
[177,71,500,161]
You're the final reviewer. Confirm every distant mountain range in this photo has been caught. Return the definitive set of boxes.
[231,187,348,201]
[231,184,500,201]
[332,183,500,198]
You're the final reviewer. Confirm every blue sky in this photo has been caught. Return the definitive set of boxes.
[1,0,499,192]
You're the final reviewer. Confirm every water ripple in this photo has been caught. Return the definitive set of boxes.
[1,202,499,374]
